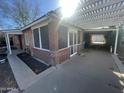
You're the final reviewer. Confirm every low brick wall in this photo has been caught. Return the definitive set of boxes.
[77,44,82,54]
[32,48,51,64]
[57,48,70,64]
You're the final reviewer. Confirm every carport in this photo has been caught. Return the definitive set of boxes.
[66,0,124,55]
[83,28,116,52]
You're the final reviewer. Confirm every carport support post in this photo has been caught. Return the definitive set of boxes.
[5,33,12,55]
[114,26,119,55]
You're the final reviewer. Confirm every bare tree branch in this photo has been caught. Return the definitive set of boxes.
[0,0,41,28]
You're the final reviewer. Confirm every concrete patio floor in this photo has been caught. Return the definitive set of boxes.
[8,50,36,90]
[8,50,55,90]
[23,50,124,93]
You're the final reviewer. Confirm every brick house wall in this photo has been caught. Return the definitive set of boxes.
[23,27,52,64]
[57,48,70,64]
[22,14,83,65]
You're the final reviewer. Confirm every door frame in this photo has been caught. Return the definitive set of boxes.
[68,31,78,57]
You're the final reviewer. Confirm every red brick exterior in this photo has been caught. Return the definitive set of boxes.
[32,48,51,64]
[22,15,83,65]
[77,44,82,55]
[48,16,59,51]
[57,48,70,64]
[23,28,52,64]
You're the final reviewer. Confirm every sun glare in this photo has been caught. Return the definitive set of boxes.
[59,0,80,18]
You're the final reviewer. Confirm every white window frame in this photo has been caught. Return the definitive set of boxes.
[32,26,50,52]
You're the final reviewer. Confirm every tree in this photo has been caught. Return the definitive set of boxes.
[0,0,41,28]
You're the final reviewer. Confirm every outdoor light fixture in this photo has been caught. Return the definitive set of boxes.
[59,0,80,18]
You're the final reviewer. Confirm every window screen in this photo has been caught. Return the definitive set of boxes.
[78,31,81,44]
[33,28,40,48]
[69,32,73,45]
[40,25,49,49]
[74,32,77,44]
[58,26,68,49]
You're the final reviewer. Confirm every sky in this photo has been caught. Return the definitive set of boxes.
[0,0,60,29]
[40,0,59,14]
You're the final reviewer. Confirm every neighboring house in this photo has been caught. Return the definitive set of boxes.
[1,11,83,65]
[0,29,23,49]
[0,32,4,37]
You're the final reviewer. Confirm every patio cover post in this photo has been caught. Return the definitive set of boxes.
[114,26,119,55]
[5,33,12,55]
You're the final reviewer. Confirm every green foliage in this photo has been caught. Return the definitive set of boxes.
[0,37,6,46]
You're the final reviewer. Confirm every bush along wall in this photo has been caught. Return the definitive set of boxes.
[0,37,6,47]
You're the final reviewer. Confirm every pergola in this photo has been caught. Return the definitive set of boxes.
[67,0,124,54]
[69,0,124,28]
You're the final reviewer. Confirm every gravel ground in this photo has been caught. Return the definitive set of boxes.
[0,59,18,90]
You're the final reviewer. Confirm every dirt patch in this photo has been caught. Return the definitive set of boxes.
[0,59,18,89]
[17,52,51,74]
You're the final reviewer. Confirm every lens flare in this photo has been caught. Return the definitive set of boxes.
[59,0,80,18]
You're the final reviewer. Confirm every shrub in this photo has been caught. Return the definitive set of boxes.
[0,37,6,47]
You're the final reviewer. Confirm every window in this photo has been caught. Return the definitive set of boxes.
[40,26,49,49]
[69,32,73,45]
[58,26,68,49]
[78,31,81,44]
[33,28,40,48]
[33,25,49,50]
[24,32,29,46]
[74,32,77,44]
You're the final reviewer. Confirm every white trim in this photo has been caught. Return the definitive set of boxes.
[1,29,20,33]
[70,52,77,57]
[21,16,48,31]
[5,31,23,35]
[33,47,50,52]
[5,33,12,54]
[73,32,75,54]
[85,28,116,32]
[68,31,78,57]
[39,28,42,48]
[114,26,119,55]
[32,25,50,51]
